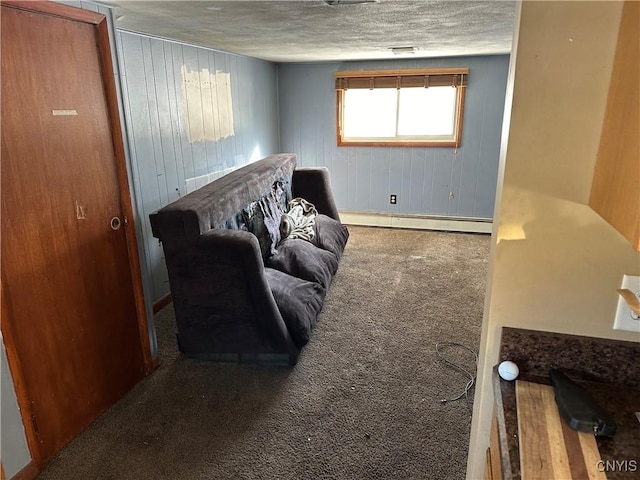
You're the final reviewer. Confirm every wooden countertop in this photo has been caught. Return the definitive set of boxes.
[494,370,640,480]
[516,380,606,479]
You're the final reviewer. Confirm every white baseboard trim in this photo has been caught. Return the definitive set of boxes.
[339,211,493,234]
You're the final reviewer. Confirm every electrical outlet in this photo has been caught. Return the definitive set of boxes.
[390,194,397,205]
[613,274,640,333]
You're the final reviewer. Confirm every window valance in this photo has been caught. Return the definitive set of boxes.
[334,67,469,90]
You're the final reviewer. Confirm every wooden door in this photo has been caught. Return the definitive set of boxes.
[1,2,152,465]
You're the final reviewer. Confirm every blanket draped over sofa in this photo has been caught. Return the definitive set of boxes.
[149,153,348,365]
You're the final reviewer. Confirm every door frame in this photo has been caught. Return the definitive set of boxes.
[0,0,154,468]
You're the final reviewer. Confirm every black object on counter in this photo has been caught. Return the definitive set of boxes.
[549,369,617,436]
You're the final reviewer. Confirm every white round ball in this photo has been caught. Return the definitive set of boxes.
[498,360,519,381]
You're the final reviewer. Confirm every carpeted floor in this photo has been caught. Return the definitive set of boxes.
[37,226,490,480]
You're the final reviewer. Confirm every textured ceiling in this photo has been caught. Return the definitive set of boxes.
[102,0,516,62]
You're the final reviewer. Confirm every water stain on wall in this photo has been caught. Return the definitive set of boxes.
[181,66,234,143]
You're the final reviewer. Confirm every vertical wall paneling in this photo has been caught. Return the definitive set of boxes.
[183,45,206,185]
[332,145,349,207]
[163,43,186,197]
[230,55,243,166]
[456,59,486,217]
[198,48,214,172]
[421,149,435,213]
[110,31,158,360]
[388,148,403,210]
[278,56,510,219]
[399,148,412,212]
[119,34,167,303]
[215,52,232,168]
[118,32,279,303]
[355,148,370,211]
[475,56,508,217]
[171,43,195,186]
[409,149,426,213]
[347,148,358,207]
[151,41,179,204]
[431,148,450,215]
[370,147,390,212]
[1,343,30,479]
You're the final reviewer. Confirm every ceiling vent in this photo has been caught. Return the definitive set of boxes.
[324,0,378,5]
[390,46,418,55]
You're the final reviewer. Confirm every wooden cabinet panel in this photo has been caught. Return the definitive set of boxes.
[589,1,639,251]
[484,406,503,480]
[490,408,503,479]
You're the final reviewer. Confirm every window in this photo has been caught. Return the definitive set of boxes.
[334,68,468,147]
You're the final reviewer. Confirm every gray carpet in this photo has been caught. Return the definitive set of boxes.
[38,226,490,480]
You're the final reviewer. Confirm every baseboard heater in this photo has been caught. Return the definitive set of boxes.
[339,211,493,234]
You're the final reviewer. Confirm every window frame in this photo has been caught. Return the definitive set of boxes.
[334,68,468,148]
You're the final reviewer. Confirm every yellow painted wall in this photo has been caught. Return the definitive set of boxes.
[466,2,639,478]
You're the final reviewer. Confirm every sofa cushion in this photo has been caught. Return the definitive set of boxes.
[264,268,325,349]
[311,214,350,260]
[266,238,338,289]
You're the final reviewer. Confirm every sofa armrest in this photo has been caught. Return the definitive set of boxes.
[292,167,341,221]
[165,229,298,360]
